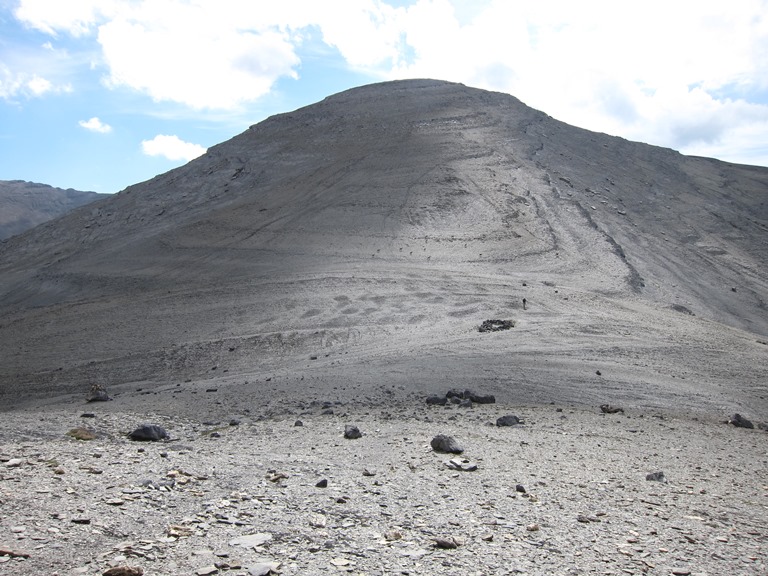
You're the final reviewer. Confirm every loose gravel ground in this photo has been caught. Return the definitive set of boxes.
[2,398,766,576]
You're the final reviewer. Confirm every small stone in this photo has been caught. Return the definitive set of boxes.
[248,562,280,576]
[344,425,362,439]
[265,471,288,483]
[362,468,376,476]
[196,566,218,576]
[0,548,30,559]
[426,395,447,406]
[247,562,280,576]
[600,404,624,414]
[229,419,241,426]
[496,415,521,427]
[526,523,540,532]
[316,478,328,488]
[4,458,22,468]
[330,558,351,566]
[444,458,478,472]
[464,390,496,404]
[457,398,473,408]
[294,420,303,427]
[309,514,327,528]
[431,434,463,454]
[71,517,91,524]
[129,424,168,441]
[646,471,668,483]
[729,414,754,429]
[434,537,459,549]
[671,570,691,576]
[86,384,110,402]
[102,568,144,576]
[515,484,526,493]
[577,515,592,523]
[384,530,402,541]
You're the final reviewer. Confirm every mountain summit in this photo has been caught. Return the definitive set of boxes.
[1,79,766,413]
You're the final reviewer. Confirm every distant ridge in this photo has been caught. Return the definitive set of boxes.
[0,180,105,240]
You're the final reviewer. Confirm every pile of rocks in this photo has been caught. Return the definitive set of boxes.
[478,319,515,333]
[425,389,495,407]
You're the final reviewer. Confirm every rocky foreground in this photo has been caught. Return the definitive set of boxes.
[1,393,766,576]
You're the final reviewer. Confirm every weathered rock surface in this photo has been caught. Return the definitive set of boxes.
[343,425,362,439]
[430,434,464,453]
[728,413,754,429]
[496,415,521,426]
[128,424,168,441]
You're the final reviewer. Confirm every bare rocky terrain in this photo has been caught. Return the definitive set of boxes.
[0,79,766,575]
[0,180,103,241]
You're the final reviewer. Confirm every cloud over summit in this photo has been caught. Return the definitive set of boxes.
[141,134,206,162]
[7,0,768,168]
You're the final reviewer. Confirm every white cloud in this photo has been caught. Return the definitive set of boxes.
[98,17,299,109]
[14,0,111,36]
[379,0,768,165]
[141,134,206,162]
[0,64,66,99]
[26,74,52,95]
[11,0,768,165]
[79,116,112,133]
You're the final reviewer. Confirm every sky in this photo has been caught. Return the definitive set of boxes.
[1,0,767,194]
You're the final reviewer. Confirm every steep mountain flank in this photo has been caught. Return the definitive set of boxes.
[1,80,766,414]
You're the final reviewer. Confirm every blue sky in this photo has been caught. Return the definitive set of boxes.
[1,0,767,194]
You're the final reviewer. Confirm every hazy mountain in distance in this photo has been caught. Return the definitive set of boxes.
[0,79,766,414]
[0,180,105,240]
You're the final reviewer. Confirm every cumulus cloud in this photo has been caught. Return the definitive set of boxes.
[141,134,206,162]
[79,116,112,133]
[11,0,768,165]
[13,0,109,37]
[16,0,304,109]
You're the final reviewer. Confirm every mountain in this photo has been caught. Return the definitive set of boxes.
[0,79,766,416]
[0,180,104,240]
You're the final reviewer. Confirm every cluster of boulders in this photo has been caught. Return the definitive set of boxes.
[478,319,515,332]
[425,389,495,407]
